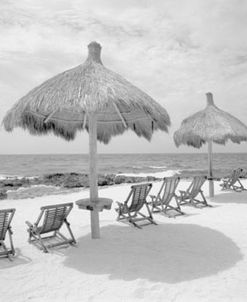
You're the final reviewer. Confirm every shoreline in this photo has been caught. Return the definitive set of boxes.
[1,171,246,200]
[0,173,162,200]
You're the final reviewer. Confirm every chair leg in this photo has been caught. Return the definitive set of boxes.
[199,192,212,207]
[56,231,74,246]
[116,205,125,221]
[138,209,157,225]
[174,197,185,214]
[129,219,142,229]
[0,241,13,260]
[116,210,128,221]
[163,197,185,216]
[116,211,122,221]
[165,205,184,216]
[27,226,36,243]
[116,202,156,228]
[125,210,139,228]
[151,202,156,213]
[151,203,161,213]
[0,230,15,260]
[8,228,15,256]
[178,195,189,206]
[37,234,49,253]
[1,242,9,258]
[64,220,76,244]
[145,203,157,224]
[28,231,32,243]
[236,180,246,191]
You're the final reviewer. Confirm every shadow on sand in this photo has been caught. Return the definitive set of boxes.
[212,191,247,204]
[0,249,32,269]
[64,223,242,283]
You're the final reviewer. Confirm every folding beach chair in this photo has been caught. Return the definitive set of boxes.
[149,177,184,216]
[220,168,246,192]
[0,208,16,259]
[26,203,76,253]
[178,176,211,207]
[115,183,157,228]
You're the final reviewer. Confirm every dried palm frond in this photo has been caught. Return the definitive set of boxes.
[174,93,247,148]
[3,42,170,144]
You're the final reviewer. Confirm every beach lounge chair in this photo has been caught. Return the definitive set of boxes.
[115,183,157,228]
[149,177,184,216]
[0,208,16,259]
[178,176,211,207]
[220,168,246,192]
[26,202,76,253]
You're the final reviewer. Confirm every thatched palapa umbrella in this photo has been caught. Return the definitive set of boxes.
[2,41,171,238]
[174,92,247,197]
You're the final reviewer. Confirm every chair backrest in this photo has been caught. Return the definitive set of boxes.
[0,208,15,241]
[37,203,73,234]
[158,177,180,205]
[126,183,152,213]
[228,168,243,186]
[187,176,206,198]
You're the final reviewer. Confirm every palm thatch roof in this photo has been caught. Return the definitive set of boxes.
[174,92,247,148]
[2,42,170,144]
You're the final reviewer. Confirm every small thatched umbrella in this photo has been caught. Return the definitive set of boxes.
[2,41,170,238]
[174,92,247,197]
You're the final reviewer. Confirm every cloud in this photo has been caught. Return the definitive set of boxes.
[0,0,246,153]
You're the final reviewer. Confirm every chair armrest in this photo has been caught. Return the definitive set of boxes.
[8,225,14,235]
[25,221,33,228]
[220,180,229,186]
[149,195,156,202]
[115,201,127,211]
[25,221,38,232]
[179,190,186,195]
[115,201,129,214]
[221,178,229,182]
[178,190,187,200]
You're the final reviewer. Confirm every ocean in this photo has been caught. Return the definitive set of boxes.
[0,153,246,178]
[0,153,246,199]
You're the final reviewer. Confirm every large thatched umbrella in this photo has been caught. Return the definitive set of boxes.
[174,92,247,197]
[2,41,170,238]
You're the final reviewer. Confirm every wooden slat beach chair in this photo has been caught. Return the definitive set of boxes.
[26,203,76,253]
[220,168,246,192]
[178,176,211,207]
[0,208,16,259]
[149,177,185,216]
[115,183,157,228]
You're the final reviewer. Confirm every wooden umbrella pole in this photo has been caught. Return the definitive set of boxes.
[89,112,100,239]
[208,140,214,197]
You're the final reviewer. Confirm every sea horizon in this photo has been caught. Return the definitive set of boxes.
[0,152,246,178]
[0,151,246,155]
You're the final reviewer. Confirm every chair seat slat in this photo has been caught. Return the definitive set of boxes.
[0,208,16,258]
[178,176,210,207]
[115,183,157,228]
[26,203,76,253]
[150,177,184,216]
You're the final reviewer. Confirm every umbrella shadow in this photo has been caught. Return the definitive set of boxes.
[64,224,242,283]
[212,191,247,204]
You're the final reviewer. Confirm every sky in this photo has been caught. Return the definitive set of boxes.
[0,0,247,154]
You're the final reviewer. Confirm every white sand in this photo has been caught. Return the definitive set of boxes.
[1,179,247,302]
